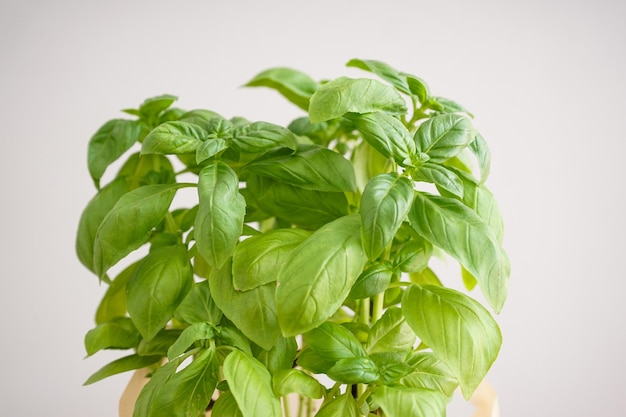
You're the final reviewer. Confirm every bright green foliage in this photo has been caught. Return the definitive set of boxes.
[77,59,510,417]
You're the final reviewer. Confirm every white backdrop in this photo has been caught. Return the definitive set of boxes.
[1,0,624,416]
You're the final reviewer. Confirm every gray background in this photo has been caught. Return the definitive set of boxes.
[1,0,624,416]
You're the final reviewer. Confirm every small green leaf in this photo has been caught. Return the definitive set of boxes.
[232,121,298,153]
[430,96,473,116]
[141,121,207,155]
[210,258,281,350]
[84,317,140,356]
[276,215,367,335]
[195,160,245,269]
[196,138,228,164]
[95,262,137,324]
[174,280,223,325]
[409,267,443,287]
[92,183,186,278]
[315,392,360,417]
[327,357,379,384]
[468,133,491,183]
[371,385,447,417]
[414,114,475,163]
[402,285,502,398]
[348,263,394,300]
[167,322,215,360]
[366,307,416,354]
[412,162,464,198]
[88,119,144,187]
[351,140,395,192]
[303,322,366,361]
[83,354,161,386]
[126,245,193,340]
[309,77,407,123]
[346,112,415,167]
[245,67,319,111]
[232,228,310,290]
[246,145,356,193]
[76,176,129,273]
[223,350,281,417]
[346,58,411,94]
[360,173,414,260]
[178,109,222,130]
[116,152,176,190]
[254,336,298,375]
[272,368,326,398]
[392,237,433,273]
[404,74,431,104]
[138,94,178,120]
[369,352,414,385]
[409,192,509,312]
[137,329,182,356]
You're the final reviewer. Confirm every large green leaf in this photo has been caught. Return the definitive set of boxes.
[346,112,415,167]
[346,58,411,94]
[167,322,215,360]
[92,183,186,278]
[232,228,310,290]
[223,350,281,417]
[366,307,415,354]
[83,354,161,386]
[149,348,218,417]
[309,77,407,123]
[84,317,140,356]
[88,119,144,187]
[409,192,509,312]
[133,357,183,417]
[402,352,458,396]
[276,215,367,335]
[126,245,193,340]
[243,175,349,229]
[412,162,464,198]
[414,113,475,163]
[95,261,137,324]
[245,67,319,111]
[315,392,360,417]
[232,121,298,153]
[371,386,447,417]
[272,368,325,398]
[254,336,298,375]
[327,357,379,384]
[246,145,356,192]
[141,121,207,155]
[303,322,366,361]
[210,258,280,350]
[402,285,501,398]
[76,176,129,273]
[360,173,414,260]
[195,160,245,269]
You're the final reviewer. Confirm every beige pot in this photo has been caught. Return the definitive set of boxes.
[119,369,499,417]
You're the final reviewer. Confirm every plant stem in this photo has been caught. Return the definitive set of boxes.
[359,298,370,326]
[372,293,384,323]
[283,396,291,417]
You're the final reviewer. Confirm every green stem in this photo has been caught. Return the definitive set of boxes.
[372,293,384,323]
[283,396,291,417]
[359,298,371,326]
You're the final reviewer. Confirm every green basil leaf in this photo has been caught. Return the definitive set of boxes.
[212,391,244,417]
[138,94,178,120]
[223,350,281,417]
[167,322,215,360]
[430,96,473,116]
[137,329,182,356]
[215,324,253,356]
[83,354,161,386]
[366,307,415,354]
[287,117,340,145]
[95,262,137,324]
[303,322,366,361]
[404,74,431,104]
[195,160,246,269]
[232,121,298,153]
[402,351,458,396]
[174,280,223,325]
[246,145,356,192]
[158,107,185,124]
[272,368,326,398]
[254,336,298,375]
[348,262,394,300]
[84,317,140,356]
[150,348,218,417]
[88,119,144,188]
[245,67,319,111]
[232,228,310,290]
[76,176,129,273]
[141,121,207,155]
[409,192,509,312]
[371,385,447,417]
[244,175,349,229]
[296,348,335,374]
[346,112,415,167]
[276,215,367,335]
[93,183,186,278]
[360,173,414,260]
[116,153,176,190]
[461,266,479,290]
[408,267,443,287]
[412,162,464,198]
[414,114,475,163]
[210,258,280,350]
[133,356,183,417]
[127,245,193,340]
[315,392,360,417]
[402,285,502,398]
[309,77,407,123]
[351,141,395,192]
[327,357,379,384]
[178,109,222,131]
[196,138,228,164]
[346,58,411,94]
[468,133,491,183]
[369,352,414,385]
[392,237,433,273]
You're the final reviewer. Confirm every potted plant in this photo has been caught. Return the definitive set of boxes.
[77,58,509,417]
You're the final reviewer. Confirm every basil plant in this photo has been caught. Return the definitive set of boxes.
[77,59,510,417]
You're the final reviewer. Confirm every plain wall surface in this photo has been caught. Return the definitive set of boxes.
[1,1,624,416]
